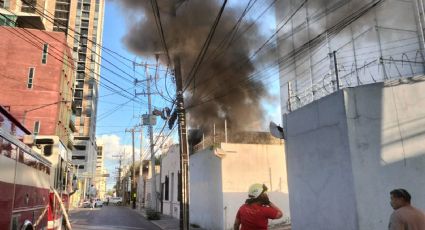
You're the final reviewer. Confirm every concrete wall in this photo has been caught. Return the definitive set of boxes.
[190,149,223,230]
[283,77,425,230]
[161,145,180,218]
[220,143,289,230]
[345,77,425,229]
[283,90,358,230]
[145,169,161,211]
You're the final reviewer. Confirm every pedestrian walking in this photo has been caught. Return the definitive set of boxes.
[88,184,97,209]
[234,183,282,230]
[388,188,425,230]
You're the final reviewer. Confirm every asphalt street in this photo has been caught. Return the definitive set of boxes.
[69,206,161,230]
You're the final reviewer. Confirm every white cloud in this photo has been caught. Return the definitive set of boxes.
[96,134,141,161]
[97,134,144,190]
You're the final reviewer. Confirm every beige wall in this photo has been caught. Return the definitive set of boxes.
[220,143,290,229]
[190,142,290,230]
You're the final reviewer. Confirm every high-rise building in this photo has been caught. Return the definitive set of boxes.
[0,0,105,191]
[95,144,106,199]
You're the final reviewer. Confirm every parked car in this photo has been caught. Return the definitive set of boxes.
[82,200,91,208]
[109,197,123,205]
[95,198,103,207]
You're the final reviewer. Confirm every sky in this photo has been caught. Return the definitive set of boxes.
[97,0,282,190]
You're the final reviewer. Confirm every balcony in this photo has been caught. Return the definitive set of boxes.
[67,133,74,150]
[69,114,76,132]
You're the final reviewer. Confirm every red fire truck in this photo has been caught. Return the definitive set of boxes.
[0,107,51,230]
[30,135,74,230]
[0,106,74,230]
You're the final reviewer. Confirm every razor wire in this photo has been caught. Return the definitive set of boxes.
[287,50,425,111]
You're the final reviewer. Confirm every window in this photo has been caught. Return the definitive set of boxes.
[77,72,85,80]
[41,43,48,64]
[75,81,84,89]
[75,108,82,116]
[77,63,85,71]
[0,137,12,158]
[27,67,35,89]
[177,172,181,201]
[21,0,36,13]
[74,145,86,150]
[33,121,40,135]
[81,20,89,28]
[82,3,90,11]
[80,37,87,47]
[80,28,88,37]
[54,11,68,19]
[72,155,86,160]
[164,176,169,201]
[78,53,86,62]
[74,99,82,107]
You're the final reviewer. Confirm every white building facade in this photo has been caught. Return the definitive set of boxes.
[160,144,180,219]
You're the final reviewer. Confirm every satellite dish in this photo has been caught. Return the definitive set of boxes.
[269,121,285,139]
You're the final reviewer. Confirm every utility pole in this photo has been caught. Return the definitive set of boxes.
[125,128,141,209]
[113,154,123,197]
[134,62,158,211]
[170,2,190,228]
[174,57,190,230]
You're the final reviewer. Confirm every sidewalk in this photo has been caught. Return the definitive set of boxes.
[130,207,205,230]
[130,206,290,230]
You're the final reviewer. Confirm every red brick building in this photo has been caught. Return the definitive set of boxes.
[0,26,75,149]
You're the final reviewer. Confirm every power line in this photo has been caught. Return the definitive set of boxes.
[0,13,142,104]
[150,0,171,66]
[193,0,387,106]
[182,0,228,93]
[205,0,258,63]
[18,4,138,83]
[178,0,305,102]
[27,0,148,79]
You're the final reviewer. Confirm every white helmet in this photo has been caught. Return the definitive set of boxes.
[248,183,267,198]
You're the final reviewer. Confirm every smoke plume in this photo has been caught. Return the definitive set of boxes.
[118,0,268,134]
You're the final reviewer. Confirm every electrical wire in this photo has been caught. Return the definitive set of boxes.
[27,0,149,79]
[182,0,228,93]
[18,4,138,84]
[0,13,143,104]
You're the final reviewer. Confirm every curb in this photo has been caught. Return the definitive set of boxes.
[127,206,168,230]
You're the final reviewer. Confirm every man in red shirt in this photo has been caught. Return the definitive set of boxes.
[234,184,283,230]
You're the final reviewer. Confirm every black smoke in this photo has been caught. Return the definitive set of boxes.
[117,0,268,134]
